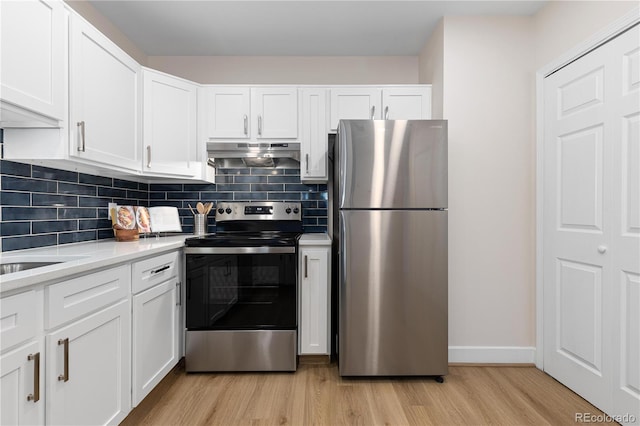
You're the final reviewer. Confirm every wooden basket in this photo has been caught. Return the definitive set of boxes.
[113,227,139,242]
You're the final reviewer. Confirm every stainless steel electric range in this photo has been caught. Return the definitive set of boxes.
[184,201,302,372]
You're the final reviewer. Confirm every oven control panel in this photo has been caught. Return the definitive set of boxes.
[216,202,302,221]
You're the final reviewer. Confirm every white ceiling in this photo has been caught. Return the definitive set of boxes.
[88,0,547,56]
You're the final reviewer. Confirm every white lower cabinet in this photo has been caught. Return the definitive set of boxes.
[46,299,131,425]
[298,235,332,355]
[132,278,179,406]
[1,250,185,425]
[1,289,44,426]
[131,250,181,406]
[1,340,45,426]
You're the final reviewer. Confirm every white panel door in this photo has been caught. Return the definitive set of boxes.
[0,341,44,426]
[252,88,299,139]
[0,0,65,122]
[610,26,640,423]
[299,247,330,355]
[329,88,381,131]
[381,87,431,120]
[300,88,328,181]
[205,87,251,139]
[69,13,142,172]
[143,68,198,177]
[46,300,131,426]
[544,24,640,423]
[132,279,179,406]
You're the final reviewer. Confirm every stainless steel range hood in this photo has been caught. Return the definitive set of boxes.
[207,142,301,169]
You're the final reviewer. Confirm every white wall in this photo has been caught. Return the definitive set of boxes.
[533,0,638,70]
[418,20,444,119]
[146,56,419,84]
[441,16,536,353]
[432,1,638,362]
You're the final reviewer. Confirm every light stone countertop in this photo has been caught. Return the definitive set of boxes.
[299,233,331,246]
[0,235,188,295]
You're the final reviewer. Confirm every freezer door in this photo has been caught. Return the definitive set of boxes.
[337,120,447,209]
[338,210,448,376]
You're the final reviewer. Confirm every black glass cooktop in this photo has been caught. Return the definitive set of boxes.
[185,232,301,247]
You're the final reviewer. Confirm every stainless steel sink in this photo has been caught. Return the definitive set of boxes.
[0,261,62,275]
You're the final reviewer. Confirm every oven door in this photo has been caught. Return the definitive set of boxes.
[185,246,297,331]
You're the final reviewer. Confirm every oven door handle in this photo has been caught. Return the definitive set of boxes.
[184,246,296,254]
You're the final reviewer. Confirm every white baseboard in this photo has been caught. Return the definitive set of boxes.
[449,346,536,364]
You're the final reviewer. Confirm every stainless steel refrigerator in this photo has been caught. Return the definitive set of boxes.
[331,119,448,377]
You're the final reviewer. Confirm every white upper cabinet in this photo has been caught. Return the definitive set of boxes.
[300,89,328,182]
[0,0,66,127]
[142,68,198,177]
[329,88,381,131]
[329,86,432,131]
[205,86,299,140]
[382,87,431,120]
[68,12,142,173]
[205,87,251,139]
[251,88,299,139]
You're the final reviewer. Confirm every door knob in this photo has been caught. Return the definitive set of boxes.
[597,245,607,254]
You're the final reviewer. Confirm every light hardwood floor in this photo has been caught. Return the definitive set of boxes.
[122,362,614,425]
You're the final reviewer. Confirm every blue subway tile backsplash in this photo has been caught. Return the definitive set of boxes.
[1,158,150,252]
[1,129,327,252]
[148,168,328,235]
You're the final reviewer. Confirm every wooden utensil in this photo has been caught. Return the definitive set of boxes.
[196,202,205,214]
[205,202,213,214]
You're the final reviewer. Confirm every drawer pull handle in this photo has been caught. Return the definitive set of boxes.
[304,255,308,278]
[243,115,248,135]
[27,352,40,402]
[151,265,170,274]
[176,281,181,306]
[58,338,69,382]
[384,106,389,119]
[370,106,376,120]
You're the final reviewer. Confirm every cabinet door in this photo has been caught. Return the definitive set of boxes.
[143,69,198,177]
[205,87,251,139]
[0,0,65,125]
[329,88,381,131]
[382,87,431,120]
[69,14,142,172]
[300,89,328,182]
[1,341,44,426]
[252,88,299,139]
[47,299,131,426]
[299,247,330,354]
[132,279,179,406]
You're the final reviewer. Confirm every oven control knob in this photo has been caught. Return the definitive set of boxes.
[225,208,232,214]
[285,207,292,214]
[293,207,300,214]
[217,208,224,214]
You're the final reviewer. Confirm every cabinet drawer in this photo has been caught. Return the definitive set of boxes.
[132,251,179,294]
[46,265,130,329]
[1,290,39,352]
